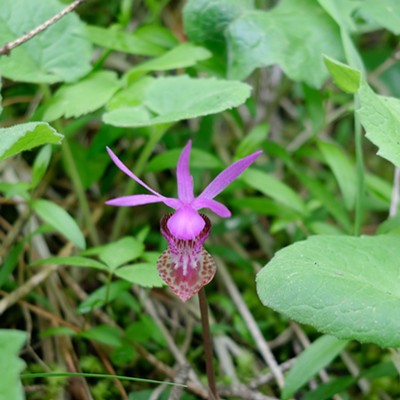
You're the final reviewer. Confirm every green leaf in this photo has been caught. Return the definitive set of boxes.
[317,0,358,32]
[31,199,86,249]
[86,25,165,56]
[323,55,361,94]
[146,147,223,173]
[80,325,123,347]
[126,42,211,78]
[357,0,400,35]
[31,145,52,188]
[318,141,356,210]
[0,122,63,161]
[78,280,131,314]
[282,335,348,400]
[241,169,308,216]
[103,75,251,127]
[0,0,92,83]
[0,329,27,400]
[114,263,164,288]
[294,170,352,232]
[302,376,355,400]
[98,237,144,272]
[183,0,253,46]
[257,234,400,347]
[234,123,269,159]
[32,256,107,271]
[40,327,77,338]
[226,0,344,87]
[357,80,400,168]
[43,71,121,122]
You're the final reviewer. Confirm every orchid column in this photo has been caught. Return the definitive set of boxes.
[106,141,261,396]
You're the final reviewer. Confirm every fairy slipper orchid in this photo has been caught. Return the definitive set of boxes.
[106,141,261,301]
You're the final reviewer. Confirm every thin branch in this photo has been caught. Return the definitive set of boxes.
[0,0,86,56]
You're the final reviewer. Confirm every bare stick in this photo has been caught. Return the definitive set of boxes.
[0,0,86,56]
[198,287,219,400]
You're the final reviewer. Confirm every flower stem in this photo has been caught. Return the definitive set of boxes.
[198,287,218,400]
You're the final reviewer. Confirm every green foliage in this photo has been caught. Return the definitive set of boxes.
[0,330,27,400]
[0,0,91,83]
[282,335,348,400]
[185,0,344,87]
[103,75,251,126]
[43,71,122,121]
[2,0,400,398]
[31,199,86,249]
[257,234,400,347]
[0,122,63,161]
[358,81,400,168]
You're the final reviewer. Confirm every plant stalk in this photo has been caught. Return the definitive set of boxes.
[198,287,218,400]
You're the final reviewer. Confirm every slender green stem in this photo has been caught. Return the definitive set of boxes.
[61,138,100,245]
[20,372,185,386]
[110,126,168,240]
[198,287,218,400]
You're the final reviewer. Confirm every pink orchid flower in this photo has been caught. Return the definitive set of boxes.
[106,141,262,301]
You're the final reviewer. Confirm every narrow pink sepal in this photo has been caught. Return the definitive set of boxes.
[157,249,216,302]
[177,141,195,203]
[105,194,164,207]
[106,147,162,198]
[198,150,263,200]
[167,206,205,240]
[191,198,231,218]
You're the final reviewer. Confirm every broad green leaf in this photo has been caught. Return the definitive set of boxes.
[80,325,123,347]
[86,25,165,56]
[146,148,223,173]
[317,0,358,32]
[32,256,107,271]
[43,71,121,121]
[234,123,269,159]
[31,199,86,249]
[323,55,361,94]
[318,141,356,210]
[241,169,307,216]
[31,145,52,188]
[226,0,344,87]
[103,75,251,127]
[0,329,27,400]
[183,0,253,46]
[114,263,164,288]
[257,234,400,347]
[0,0,92,83]
[98,237,144,272]
[0,122,63,161]
[358,80,400,168]
[78,280,131,314]
[282,335,348,400]
[357,0,400,35]
[126,43,211,78]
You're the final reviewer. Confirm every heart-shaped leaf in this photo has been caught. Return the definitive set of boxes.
[257,234,400,347]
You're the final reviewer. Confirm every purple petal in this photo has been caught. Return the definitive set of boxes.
[177,141,195,203]
[107,147,162,198]
[197,150,262,200]
[105,194,165,207]
[191,198,231,218]
[167,206,205,240]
